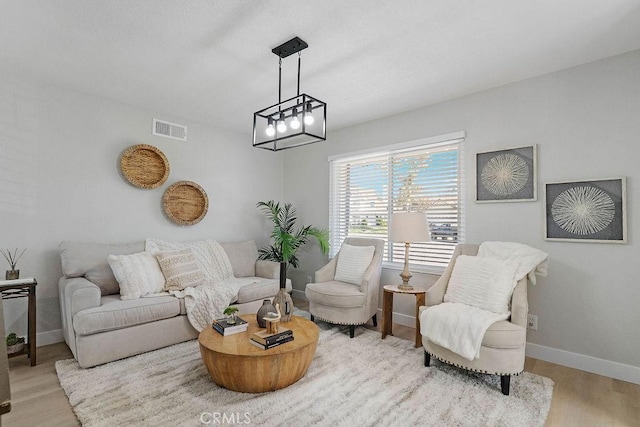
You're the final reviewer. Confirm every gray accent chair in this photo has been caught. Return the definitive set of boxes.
[305,237,384,338]
[421,244,528,395]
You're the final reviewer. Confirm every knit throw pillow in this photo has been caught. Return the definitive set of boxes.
[146,238,234,283]
[108,251,166,300]
[443,255,518,314]
[156,248,205,291]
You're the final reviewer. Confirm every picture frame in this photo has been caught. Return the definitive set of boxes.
[476,145,537,202]
[544,177,626,243]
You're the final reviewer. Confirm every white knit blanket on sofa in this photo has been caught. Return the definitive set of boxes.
[171,278,259,331]
[146,238,260,332]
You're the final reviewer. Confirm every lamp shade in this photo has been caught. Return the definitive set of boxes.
[389,212,430,243]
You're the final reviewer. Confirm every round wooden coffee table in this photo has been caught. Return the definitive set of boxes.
[199,314,319,393]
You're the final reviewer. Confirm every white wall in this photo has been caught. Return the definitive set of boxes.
[0,70,284,342]
[283,50,640,376]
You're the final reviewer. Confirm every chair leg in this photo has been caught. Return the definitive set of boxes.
[424,350,431,367]
[310,314,314,322]
[349,325,355,338]
[501,375,510,395]
[372,313,377,327]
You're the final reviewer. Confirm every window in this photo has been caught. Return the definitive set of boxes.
[329,132,465,272]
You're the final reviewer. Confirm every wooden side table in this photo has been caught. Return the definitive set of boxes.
[0,277,37,366]
[382,284,425,348]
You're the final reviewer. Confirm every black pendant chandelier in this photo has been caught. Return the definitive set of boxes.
[253,37,326,151]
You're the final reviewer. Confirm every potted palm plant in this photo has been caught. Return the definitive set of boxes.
[257,200,329,321]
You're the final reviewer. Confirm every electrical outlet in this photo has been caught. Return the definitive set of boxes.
[527,314,538,331]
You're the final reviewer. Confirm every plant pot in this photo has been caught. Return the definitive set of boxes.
[273,262,293,322]
[5,269,19,280]
[273,288,293,322]
[7,341,24,354]
[226,313,237,325]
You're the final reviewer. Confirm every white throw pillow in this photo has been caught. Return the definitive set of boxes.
[145,238,234,282]
[108,251,166,300]
[443,255,518,314]
[334,244,376,286]
[156,248,205,291]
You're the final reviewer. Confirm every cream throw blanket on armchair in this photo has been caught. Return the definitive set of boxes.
[478,241,548,284]
[421,241,548,361]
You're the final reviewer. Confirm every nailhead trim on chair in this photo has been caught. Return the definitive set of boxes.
[311,315,364,327]
[426,351,524,376]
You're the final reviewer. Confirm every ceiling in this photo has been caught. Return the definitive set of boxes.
[2,1,640,136]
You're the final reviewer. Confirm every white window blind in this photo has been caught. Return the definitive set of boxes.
[329,135,464,271]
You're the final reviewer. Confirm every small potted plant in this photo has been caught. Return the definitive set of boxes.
[1,248,26,280]
[223,306,239,325]
[6,332,25,354]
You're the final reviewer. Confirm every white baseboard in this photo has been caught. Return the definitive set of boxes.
[37,329,64,347]
[376,308,416,328]
[379,310,640,386]
[526,342,640,386]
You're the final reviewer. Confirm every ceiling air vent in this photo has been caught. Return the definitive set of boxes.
[152,118,187,141]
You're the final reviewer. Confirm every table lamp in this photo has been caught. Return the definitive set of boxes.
[389,212,430,290]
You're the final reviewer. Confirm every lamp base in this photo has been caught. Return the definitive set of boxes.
[398,256,413,290]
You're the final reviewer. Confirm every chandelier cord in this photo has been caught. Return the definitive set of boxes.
[297,52,301,97]
[278,58,282,106]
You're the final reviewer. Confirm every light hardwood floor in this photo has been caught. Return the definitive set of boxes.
[3,302,639,427]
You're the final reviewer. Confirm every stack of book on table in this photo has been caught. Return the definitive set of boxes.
[250,327,294,350]
[212,317,248,336]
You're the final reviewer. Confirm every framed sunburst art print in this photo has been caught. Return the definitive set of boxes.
[476,145,537,202]
[545,178,627,243]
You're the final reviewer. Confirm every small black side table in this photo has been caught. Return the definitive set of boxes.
[0,278,37,366]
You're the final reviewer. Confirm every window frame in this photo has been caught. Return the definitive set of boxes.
[328,131,465,275]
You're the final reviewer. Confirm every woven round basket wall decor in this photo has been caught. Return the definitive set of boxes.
[120,144,170,189]
[163,181,209,225]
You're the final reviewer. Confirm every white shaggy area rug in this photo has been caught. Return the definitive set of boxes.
[56,324,553,427]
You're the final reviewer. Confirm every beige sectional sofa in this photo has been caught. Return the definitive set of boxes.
[58,240,290,368]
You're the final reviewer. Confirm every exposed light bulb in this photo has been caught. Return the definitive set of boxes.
[265,118,275,137]
[303,114,314,125]
[266,125,275,137]
[304,102,314,125]
[277,112,286,133]
[290,108,300,130]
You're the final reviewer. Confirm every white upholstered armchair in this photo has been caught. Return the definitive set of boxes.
[421,244,529,395]
[305,237,384,338]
